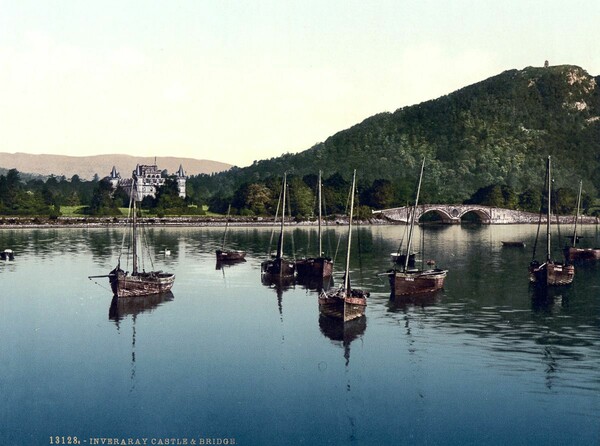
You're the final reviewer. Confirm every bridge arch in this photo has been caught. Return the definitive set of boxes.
[458,208,492,224]
[374,204,525,224]
[418,207,454,224]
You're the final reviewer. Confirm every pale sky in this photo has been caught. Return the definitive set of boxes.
[1,0,599,167]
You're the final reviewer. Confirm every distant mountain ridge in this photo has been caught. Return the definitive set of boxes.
[0,153,232,180]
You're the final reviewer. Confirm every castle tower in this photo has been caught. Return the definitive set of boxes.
[175,164,186,198]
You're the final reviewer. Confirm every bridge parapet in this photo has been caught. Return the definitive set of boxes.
[373,204,598,224]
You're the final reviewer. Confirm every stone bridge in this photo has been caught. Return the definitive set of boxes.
[373,204,597,225]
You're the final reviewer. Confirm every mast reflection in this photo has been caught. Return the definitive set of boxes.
[261,275,295,318]
[108,292,174,392]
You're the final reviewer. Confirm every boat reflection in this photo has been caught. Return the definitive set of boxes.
[530,286,568,314]
[319,312,366,366]
[109,291,174,323]
[215,258,247,270]
[108,292,173,393]
[388,290,441,310]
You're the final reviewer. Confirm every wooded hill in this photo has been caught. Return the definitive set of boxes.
[190,64,600,206]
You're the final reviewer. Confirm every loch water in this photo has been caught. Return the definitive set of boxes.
[1,224,599,445]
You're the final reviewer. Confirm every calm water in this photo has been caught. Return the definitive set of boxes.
[1,224,599,446]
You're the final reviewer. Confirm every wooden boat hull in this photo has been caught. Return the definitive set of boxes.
[564,246,600,261]
[110,270,175,298]
[318,288,368,321]
[295,257,333,278]
[502,241,526,248]
[528,261,574,286]
[215,249,247,262]
[261,257,295,278]
[389,269,447,296]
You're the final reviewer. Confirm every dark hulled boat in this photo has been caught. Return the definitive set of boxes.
[501,241,526,248]
[295,171,333,279]
[215,249,247,262]
[389,158,447,297]
[261,173,295,278]
[319,170,368,322]
[215,205,246,263]
[563,180,600,262]
[107,189,175,298]
[528,156,574,287]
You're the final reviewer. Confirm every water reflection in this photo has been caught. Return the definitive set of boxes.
[215,258,246,270]
[296,274,334,292]
[530,286,569,314]
[261,275,296,317]
[388,290,442,310]
[108,291,175,324]
[319,313,366,366]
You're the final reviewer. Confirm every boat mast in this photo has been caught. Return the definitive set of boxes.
[318,170,322,257]
[344,170,356,294]
[222,204,231,251]
[405,158,425,271]
[276,173,287,261]
[573,180,582,247]
[132,197,138,274]
[546,156,552,262]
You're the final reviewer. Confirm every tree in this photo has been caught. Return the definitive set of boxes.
[288,176,314,218]
[365,179,395,209]
[88,180,122,216]
[245,183,272,215]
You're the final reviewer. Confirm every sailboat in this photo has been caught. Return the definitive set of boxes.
[563,180,600,261]
[529,156,575,286]
[107,186,175,297]
[318,170,368,321]
[261,173,295,278]
[216,204,247,262]
[388,158,447,297]
[295,170,333,279]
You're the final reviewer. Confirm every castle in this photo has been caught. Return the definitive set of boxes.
[107,163,186,201]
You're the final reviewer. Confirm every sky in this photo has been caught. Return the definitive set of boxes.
[1,0,599,168]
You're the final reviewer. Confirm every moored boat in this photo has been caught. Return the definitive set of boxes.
[502,241,526,248]
[389,158,447,297]
[563,180,600,261]
[216,204,247,263]
[90,183,175,298]
[528,156,574,287]
[295,171,333,279]
[261,173,295,278]
[319,170,368,322]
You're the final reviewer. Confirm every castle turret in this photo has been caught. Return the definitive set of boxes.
[176,164,186,198]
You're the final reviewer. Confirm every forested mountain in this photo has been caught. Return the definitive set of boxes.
[190,64,600,206]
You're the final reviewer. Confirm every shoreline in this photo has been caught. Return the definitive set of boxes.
[0,215,389,229]
[0,215,598,229]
